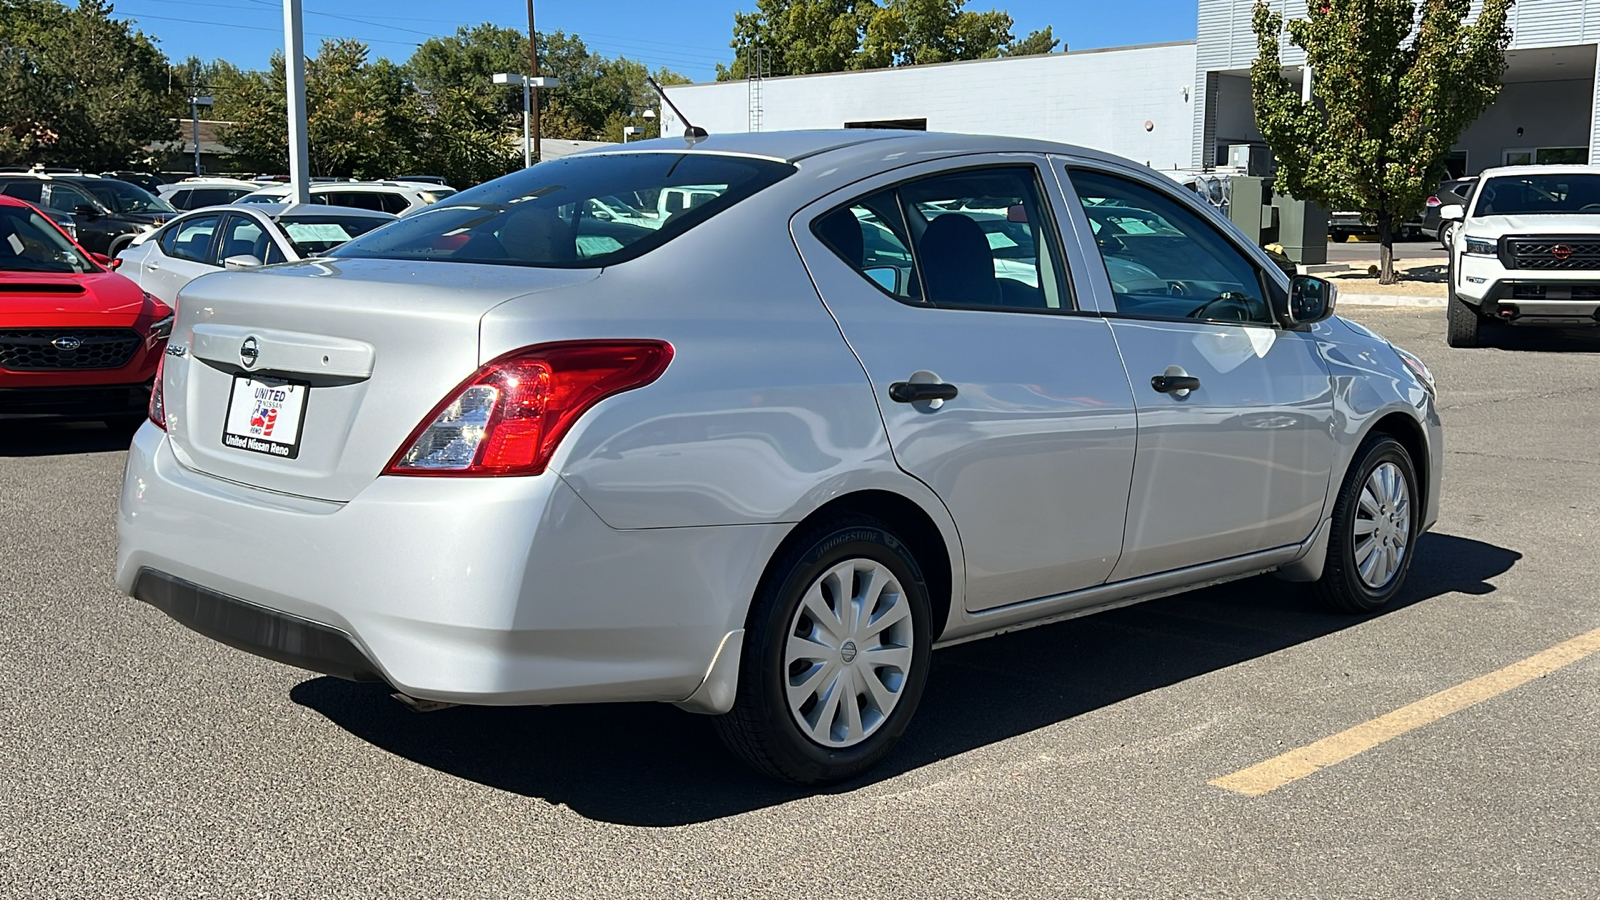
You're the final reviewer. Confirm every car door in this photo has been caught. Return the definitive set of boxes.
[42,183,114,254]
[794,157,1139,613]
[1056,160,1336,581]
[142,212,222,304]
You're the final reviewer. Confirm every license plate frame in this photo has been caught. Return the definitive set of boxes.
[221,375,310,459]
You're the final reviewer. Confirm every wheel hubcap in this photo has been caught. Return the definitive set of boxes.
[1353,462,1411,590]
[784,558,915,748]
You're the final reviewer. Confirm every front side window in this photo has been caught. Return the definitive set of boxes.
[160,214,220,263]
[335,153,795,269]
[217,215,268,263]
[1471,173,1600,217]
[813,166,1070,312]
[46,183,100,215]
[1069,169,1273,325]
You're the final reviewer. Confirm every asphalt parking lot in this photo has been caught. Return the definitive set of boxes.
[2,307,1597,899]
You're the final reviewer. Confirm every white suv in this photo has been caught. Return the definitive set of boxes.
[1443,165,1600,347]
[238,181,455,216]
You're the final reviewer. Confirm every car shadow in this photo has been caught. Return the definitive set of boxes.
[0,417,141,457]
[291,532,1519,826]
[1488,324,1600,353]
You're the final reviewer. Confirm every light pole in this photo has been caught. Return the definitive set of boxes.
[492,73,559,167]
[189,94,213,176]
[284,0,310,204]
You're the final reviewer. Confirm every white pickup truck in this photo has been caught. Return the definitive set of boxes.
[1441,165,1600,347]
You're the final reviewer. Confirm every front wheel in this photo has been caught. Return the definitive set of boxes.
[1446,290,1485,348]
[714,515,933,785]
[1314,435,1420,614]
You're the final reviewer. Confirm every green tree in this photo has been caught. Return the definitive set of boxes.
[216,40,418,179]
[1251,0,1513,282]
[718,0,1042,79]
[0,0,176,169]
[999,25,1060,57]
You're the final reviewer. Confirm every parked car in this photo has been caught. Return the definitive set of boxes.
[117,131,1441,785]
[0,195,171,420]
[157,177,261,210]
[237,181,454,215]
[117,203,395,306]
[1441,165,1600,347]
[100,171,167,194]
[0,173,175,256]
[1330,208,1427,242]
[1425,177,1477,248]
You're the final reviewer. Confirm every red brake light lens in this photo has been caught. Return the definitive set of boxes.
[148,353,167,430]
[384,340,674,477]
[1426,196,1441,207]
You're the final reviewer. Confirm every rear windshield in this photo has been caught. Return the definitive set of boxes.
[333,153,795,268]
[275,214,390,255]
[1473,174,1600,216]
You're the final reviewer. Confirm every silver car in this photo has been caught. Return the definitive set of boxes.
[116,132,1442,784]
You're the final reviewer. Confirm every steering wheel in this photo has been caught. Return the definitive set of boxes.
[1581,204,1600,211]
[1185,292,1257,322]
[1166,281,1189,296]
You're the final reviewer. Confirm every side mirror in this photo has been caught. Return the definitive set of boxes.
[74,204,101,220]
[223,254,263,270]
[88,252,114,268]
[1274,275,1338,328]
[1439,203,1465,222]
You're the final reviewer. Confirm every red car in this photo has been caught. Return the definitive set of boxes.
[0,195,171,421]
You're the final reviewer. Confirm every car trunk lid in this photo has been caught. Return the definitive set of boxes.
[164,258,597,501]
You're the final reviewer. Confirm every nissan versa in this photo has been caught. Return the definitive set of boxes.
[116,132,1442,784]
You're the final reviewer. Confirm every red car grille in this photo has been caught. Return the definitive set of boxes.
[0,329,142,370]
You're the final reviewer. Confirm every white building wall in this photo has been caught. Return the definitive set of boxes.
[1456,78,1595,168]
[661,43,1199,172]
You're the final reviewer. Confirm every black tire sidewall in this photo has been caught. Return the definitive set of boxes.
[744,520,933,783]
[1331,438,1419,611]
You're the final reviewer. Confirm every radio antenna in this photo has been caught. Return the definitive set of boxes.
[646,75,708,144]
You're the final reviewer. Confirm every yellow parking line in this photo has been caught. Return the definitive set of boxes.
[1211,626,1600,797]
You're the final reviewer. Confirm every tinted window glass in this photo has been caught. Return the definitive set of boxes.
[167,190,193,209]
[1,181,44,203]
[336,153,795,269]
[79,179,175,214]
[817,167,1068,312]
[379,193,410,214]
[185,188,249,208]
[0,205,95,274]
[1473,174,1600,216]
[160,214,220,263]
[321,191,385,211]
[1070,170,1271,325]
[218,215,269,262]
[46,183,99,214]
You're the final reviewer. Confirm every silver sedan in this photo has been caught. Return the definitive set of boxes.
[116,131,1442,784]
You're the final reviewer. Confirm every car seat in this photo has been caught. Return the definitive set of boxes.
[919,214,1001,307]
[815,208,864,268]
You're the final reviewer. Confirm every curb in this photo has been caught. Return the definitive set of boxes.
[1337,293,1447,308]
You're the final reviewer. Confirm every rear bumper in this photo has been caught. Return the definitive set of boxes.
[116,423,784,706]
[132,569,385,682]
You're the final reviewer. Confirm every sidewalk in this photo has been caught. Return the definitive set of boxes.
[1311,259,1448,308]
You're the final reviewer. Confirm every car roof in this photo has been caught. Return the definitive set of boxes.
[578,129,1124,166]
[171,202,396,220]
[1477,165,1600,179]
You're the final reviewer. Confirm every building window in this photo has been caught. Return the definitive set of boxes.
[1503,147,1589,166]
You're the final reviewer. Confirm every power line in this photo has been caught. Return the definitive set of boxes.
[119,10,424,49]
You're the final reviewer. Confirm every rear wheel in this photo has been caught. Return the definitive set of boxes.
[1314,435,1419,614]
[714,515,932,785]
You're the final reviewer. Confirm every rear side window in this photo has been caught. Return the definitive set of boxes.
[379,193,410,214]
[335,153,795,269]
[186,188,249,208]
[1,180,44,203]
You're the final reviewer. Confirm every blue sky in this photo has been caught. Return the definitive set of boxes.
[102,0,1199,83]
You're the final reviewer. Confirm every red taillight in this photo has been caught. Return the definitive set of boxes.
[1426,196,1441,207]
[384,340,674,477]
[148,353,167,430]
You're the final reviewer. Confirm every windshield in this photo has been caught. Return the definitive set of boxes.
[275,214,390,255]
[334,153,795,268]
[81,179,176,215]
[1473,174,1600,216]
[0,205,98,274]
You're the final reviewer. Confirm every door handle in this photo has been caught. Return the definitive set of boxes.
[889,381,959,403]
[1151,374,1201,394]
[145,262,160,271]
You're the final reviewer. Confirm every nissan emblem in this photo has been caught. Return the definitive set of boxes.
[240,336,260,368]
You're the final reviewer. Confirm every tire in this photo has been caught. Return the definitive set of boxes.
[714,515,933,785]
[1437,222,1455,250]
[1313,435,1420,614]
[1446,285,1484,348]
